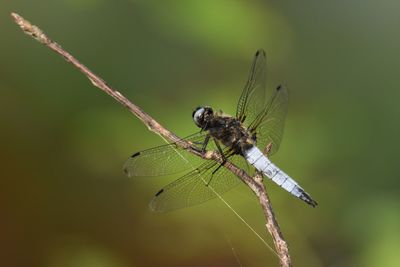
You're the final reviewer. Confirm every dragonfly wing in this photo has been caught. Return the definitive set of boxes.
[236,49,267,126]
[249,85,289,156]
[123,131,209,177]
[150,155,248,212]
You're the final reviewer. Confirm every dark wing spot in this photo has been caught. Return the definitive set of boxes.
[131,152,140,158]
[155,189,164,196]
[276,85,282,91]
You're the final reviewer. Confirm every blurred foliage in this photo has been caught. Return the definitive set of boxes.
[1,0,400,266]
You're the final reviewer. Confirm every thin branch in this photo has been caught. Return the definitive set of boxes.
[254,171,292,266]
[11,12,292,267]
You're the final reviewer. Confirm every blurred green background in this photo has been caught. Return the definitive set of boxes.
[1,1,400,266]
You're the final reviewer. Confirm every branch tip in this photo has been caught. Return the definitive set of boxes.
[11,12,49,44]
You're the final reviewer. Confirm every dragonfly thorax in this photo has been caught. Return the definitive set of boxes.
[193,106,256,155]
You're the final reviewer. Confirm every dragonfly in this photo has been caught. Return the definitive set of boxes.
[124,49,317,212]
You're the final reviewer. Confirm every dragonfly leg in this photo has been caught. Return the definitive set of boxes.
[201,135,210,153]
[201,121,210,132]
[205,139,227,186]
[214,138,226,161]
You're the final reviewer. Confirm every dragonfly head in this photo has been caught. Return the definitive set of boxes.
[192,106,214,129]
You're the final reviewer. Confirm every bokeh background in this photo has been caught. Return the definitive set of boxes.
[1,1,400,266]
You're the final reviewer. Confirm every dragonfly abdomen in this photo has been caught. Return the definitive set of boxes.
[243,146,317,207]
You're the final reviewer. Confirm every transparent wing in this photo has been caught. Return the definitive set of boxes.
[236,49,267,127]
[123,131,210,177]
[248,85,289,156]
[149,155,249,212]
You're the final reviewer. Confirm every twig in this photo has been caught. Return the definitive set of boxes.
[11,12,292,267]
[254,169,291,265]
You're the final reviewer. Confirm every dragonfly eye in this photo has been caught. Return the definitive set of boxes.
[193,107,205,127]
[192,106,202,118]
